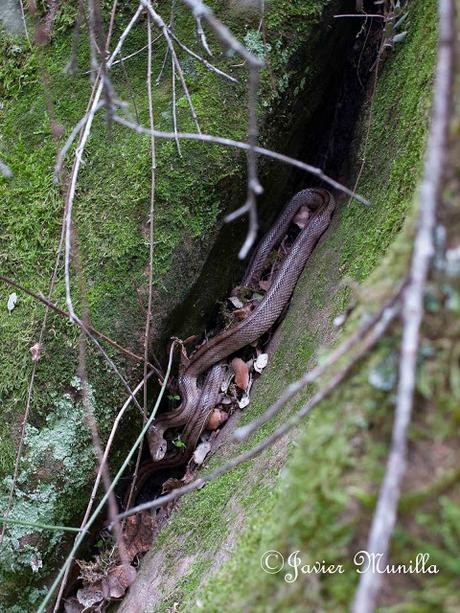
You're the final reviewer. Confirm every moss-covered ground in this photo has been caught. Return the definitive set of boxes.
[0,0,346,608]
[118,0,460,611]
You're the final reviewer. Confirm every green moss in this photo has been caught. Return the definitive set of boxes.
[114,1,451,612]
[0,0,345,607]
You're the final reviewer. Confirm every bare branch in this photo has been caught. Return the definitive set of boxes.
[141,0,201,135]
[53,101,104,183]
[169,30,237,83]
[37,342,178,613]
[112,115,371,205]
[0,220,67,548]
[52,371,155,611]
[114,301,399,522]
[0,275,160,375]
[195,14,212,56]
[352,1,454,610]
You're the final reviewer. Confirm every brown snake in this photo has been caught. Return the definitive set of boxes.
[126,188,336,506]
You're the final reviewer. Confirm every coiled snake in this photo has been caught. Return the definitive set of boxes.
[127,188,336,505]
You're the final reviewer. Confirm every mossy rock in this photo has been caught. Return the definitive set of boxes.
[117,1,460,611]
[0,0,358,608]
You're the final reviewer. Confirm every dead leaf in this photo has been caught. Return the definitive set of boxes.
[254,353,269,373]
[30,552,42,572]
[238,395,250,409]
[293,205,310,228]
[206,409,229,431]
[231,357,249,390]
[123,512,156,560]
[76,586,103,609]
[7,292,17,313]
[30,343,42,363]
[102,564,136,599]
[228,295,244,309]
[233,303,253,320]
[258,279,271,291]
[193,441,212,465]
[146,425,167,461]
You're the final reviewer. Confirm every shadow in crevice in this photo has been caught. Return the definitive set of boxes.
[161,1,381,355]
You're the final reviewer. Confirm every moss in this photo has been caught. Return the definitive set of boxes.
[0,0,345,607]
[114,1,453,611]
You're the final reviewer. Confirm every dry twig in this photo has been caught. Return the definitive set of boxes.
[112,115,370,205]
[114,300,400,522]
[352,1,454,610]
[37,342,178,613]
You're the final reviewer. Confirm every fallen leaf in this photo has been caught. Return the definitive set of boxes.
[30,343,42,363]
[254,353,269,373]
[238,395,250,409]
[233,302,253,320]
[293,205,310,228]
[103,564,136,599]
[228,295,244,309]
[7,292,17,313]
[258,279,271,291]
[30,552,42,572]
[193,441,212,465]
[123,512,156,560]
[76,586,103,609]
[231,357,249,390]
[206,408,229,431]
[146,426,167,461]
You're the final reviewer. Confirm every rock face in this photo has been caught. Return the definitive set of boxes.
[0,0,359,607]
[118,1,458,612]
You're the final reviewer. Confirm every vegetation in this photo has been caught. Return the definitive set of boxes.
[0,0,349,607]
[117,1,460,611]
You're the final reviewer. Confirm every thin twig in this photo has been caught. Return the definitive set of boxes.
[52,371,155,611]
[142,1,202,135]
[108,33,162,69]
[180,0,264,257]
[18,0,32,49]
[37,342,178,613]
[53,101,104,183]
[352,1,454,610]
[334,14,384,19]
[73,235,130,573]
[66,0,85,74]
[0,275,161,375]
[125,11,158,511]
[169,30,237,82]
[114,302,399,522]
[171,43,182,155]
[195,15,212,56]
[112,115,370,205]
[0,221,68,547]
[0,518,81,533]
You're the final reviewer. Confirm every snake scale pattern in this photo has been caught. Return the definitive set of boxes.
[127,188,336,505]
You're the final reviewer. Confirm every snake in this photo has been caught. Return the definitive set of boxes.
[126,188,336,506]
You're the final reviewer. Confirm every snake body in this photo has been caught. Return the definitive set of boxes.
[128,188,335,504]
